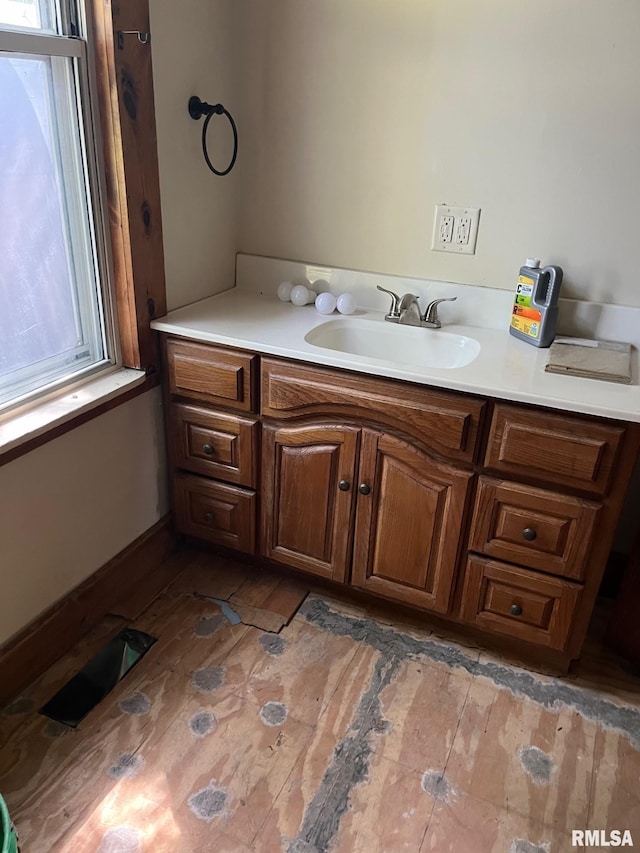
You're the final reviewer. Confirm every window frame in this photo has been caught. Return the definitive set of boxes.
[0,23,121,409]
[0,0,167,466]
[90,0,167,373]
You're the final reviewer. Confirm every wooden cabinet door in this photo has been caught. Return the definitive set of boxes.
[352,431,473,613]
[261,423,360,581]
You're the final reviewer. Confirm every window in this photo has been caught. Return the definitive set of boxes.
[0,0,166,463]
[0,0,117,411]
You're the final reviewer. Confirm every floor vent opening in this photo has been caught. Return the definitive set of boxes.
[39,628,156,728]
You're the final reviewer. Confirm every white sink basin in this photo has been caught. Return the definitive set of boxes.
[305,318,481,369]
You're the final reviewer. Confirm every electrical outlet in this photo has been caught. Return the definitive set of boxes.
[432,205,481,254]
[439,215,454,243]
[456,216,471,244]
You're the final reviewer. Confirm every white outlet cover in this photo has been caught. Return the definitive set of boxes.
[432,205,481,254]
[440,215,454,243]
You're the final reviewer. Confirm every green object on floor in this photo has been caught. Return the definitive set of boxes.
[0,794,18,853]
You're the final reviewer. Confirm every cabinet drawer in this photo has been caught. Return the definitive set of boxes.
[261,358,485,463]
[469,477,600,581]
[173,473,256,554]
[166,338,257,412]
[460,555,581,650]
[169,403,258,487]
[484,403,623,495]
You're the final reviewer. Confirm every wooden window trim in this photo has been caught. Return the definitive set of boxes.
[91,0,167,372]
[0,0,166,468]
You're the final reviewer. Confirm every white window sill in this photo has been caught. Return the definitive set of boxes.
[0,367,146,457]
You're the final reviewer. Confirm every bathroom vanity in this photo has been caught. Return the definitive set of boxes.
[153,256,640,671]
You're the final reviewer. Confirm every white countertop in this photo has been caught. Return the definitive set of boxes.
[152,280,640,423]
[152,288,640,422]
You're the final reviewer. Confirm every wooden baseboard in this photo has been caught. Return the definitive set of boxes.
[0,516,178,708]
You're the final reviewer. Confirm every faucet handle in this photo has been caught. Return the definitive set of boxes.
[376,285,401,320]
[422,296,457,328]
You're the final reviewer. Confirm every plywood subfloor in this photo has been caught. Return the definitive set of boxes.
[1,550,639,852]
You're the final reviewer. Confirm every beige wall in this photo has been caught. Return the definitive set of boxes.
[0,389,168,646]
[236,0,640,306]
[150,0,241,310]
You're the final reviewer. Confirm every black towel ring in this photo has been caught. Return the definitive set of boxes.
[188,95,238,176]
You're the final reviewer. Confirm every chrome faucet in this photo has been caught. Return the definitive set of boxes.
[376,286,457,329]
[376,285,402,321]
[421,297,458,328]
[398,293,423,326]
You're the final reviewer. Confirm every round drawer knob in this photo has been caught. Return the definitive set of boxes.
[522,527,537,542]
[358,483,371,495]
[204,512,214,524]
[203,444,214,455]
[510,603,523,616]
[338,480,351,492]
